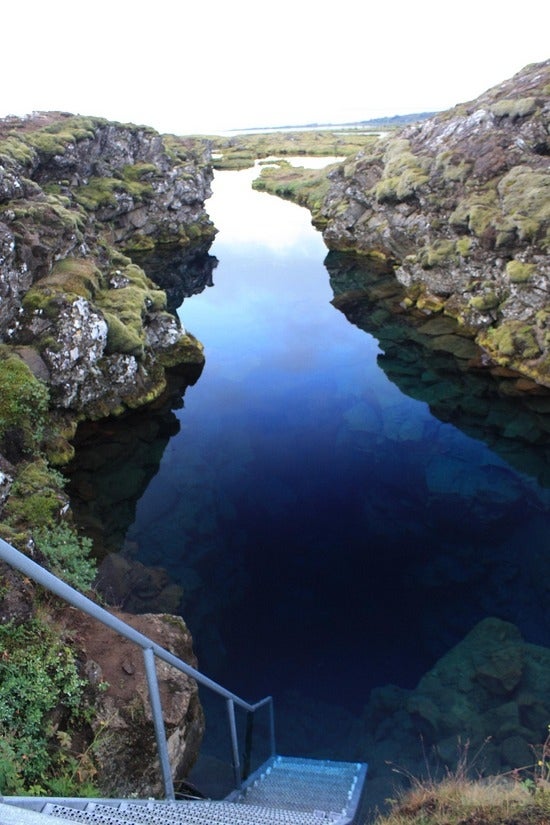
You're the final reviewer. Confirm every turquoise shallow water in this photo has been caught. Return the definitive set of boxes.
[68,166,550,724]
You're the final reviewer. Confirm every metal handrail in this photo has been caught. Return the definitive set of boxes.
[0,537,275,799]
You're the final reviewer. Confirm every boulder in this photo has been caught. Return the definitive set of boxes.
[68,609,204,798]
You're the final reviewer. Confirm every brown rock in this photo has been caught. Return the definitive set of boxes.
[67,608,204,797]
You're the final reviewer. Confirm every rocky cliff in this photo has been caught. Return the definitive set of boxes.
[0,112,214,425]
[0,113,214,793]
[318,60,550,386]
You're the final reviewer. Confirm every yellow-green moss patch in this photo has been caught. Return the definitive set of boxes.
[506,259,536,283]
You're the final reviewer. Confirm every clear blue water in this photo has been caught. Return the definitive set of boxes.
[69,165,550,740]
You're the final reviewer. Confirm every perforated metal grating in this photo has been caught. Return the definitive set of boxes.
[30,756,367,825]
[42,801,339,825]
[233,756,366,817]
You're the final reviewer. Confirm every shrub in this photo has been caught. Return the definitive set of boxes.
[34,523,97,592]
[0,618,89,793]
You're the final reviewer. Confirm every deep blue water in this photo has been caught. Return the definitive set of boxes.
[69,164,550,748]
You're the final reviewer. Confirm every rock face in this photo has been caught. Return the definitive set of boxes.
[0,112,214,421]
[68,609,205,797]
[319,60,550,386]
[356,618,550,806]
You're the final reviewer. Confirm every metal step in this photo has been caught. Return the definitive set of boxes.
[230,756,367,819]
[41,800,339,825]
[1,756,367,825]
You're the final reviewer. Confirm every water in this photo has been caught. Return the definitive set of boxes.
[67,163,550,769]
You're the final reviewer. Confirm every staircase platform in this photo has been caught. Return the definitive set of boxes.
[1,756,367,825]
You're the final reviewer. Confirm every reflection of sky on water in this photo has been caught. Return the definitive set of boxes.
[125,168,550,711]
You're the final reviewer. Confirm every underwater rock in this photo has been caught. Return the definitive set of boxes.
[358,617,550,783]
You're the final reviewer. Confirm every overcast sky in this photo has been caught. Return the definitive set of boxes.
[2,1,548,135]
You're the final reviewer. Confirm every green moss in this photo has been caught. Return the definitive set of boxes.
[74,174,153,212]
[96,263,166,357]
[102,311,144,357]
[506,260,536,283]
[497,166,550,249]
[420,239,457,268]
[456,237,472,257]
[0,136,35,166]
[482,320,542,362]
[121,162,157,182]
[449,190,500,237]
[0,349,50,457]
[23,257,102,315]
[435,152,472,183]
[416,293,446,313]
[373,138,429,203]
[157,330,205,368]
[252,162,333,217]
[469,292,500,311]
[6,196,85,235]
[490,97,537,119]
[3,459,66,530]
[26,131,72,158]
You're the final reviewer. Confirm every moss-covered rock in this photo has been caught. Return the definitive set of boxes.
[309,59,550,386]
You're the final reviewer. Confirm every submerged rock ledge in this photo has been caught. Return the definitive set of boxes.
[0,111,214,426]
[317,60,550,386]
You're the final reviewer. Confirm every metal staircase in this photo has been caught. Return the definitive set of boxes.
[0,539,368,825]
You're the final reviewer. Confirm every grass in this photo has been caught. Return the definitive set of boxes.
[377,774,550,825]
[253,160,336,221]
[374,734,550,825]
[208,129,379,170]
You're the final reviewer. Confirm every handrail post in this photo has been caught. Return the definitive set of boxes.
[268,698,276,757]
[226,699,241,790]
[143,647,175,800]
[242,711,254,781]
[0,537,278,790]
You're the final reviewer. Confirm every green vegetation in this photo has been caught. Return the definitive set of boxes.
[34,523,96,592]
[96,263,167,357]
[497,166,550,250]
[0,616,98,795]
[0,348,50,459]
[481,320,542,362]
[208,129,379,170]
[253,160,335,222]
[507,259,536,283]
[376,731,550,825]
[74,171,154,211]
[374,138,429,203]
[23,258,103,315]
[377,773,549,825]
[490,97,538,120]
[2,460,66,531]
[419,239,459,269]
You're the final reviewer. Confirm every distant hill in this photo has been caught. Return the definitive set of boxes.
[353,112,438,128]
[234,112,437,133]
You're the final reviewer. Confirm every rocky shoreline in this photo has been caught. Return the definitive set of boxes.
[0,112,215,793]
[314,60,550,388]
[0,112,215,425]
